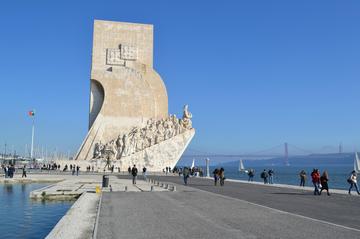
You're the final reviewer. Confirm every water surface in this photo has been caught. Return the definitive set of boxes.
[0,183,73,239]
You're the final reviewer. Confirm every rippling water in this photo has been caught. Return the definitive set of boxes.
[0,183,74,239]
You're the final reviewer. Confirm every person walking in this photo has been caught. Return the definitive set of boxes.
[311,169,321,195]
[183,167,190,185]
[213,168,219,186]
[219,168,225,186]
[128,166,131,175]
[260,169,269,184]
[320,171,330,196]
[299,170,306,187]
[348,170,360,195]
[268,169,274,184]
[22,165,27,178]
[131,165,138,184]
[72,166,75,175]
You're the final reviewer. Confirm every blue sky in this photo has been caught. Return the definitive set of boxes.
[0,0,359,156]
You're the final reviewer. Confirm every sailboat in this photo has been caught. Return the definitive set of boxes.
[354,152,360,173]
[238,159,248,174]
[191,158,195,169]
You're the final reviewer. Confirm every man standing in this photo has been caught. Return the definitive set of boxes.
[260,169,269,184]
[131,165,138,184]
[76,166,80,176]
[268,169,274,184]
[22,165,27,178]
[183,167,190,185]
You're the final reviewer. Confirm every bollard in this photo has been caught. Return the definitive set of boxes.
[151,185,154,191]
[125,186,127,192]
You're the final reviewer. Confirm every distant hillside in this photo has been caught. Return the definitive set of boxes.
[220,153,354,167]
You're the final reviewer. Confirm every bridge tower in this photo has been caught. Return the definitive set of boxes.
[284,142,290,166]
[339,142,343,154]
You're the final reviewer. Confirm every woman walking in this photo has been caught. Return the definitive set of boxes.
[311,169,321,195]
[320,171,330,196]
[348,170,360,195]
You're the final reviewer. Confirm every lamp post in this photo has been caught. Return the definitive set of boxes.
[206,158,210,178]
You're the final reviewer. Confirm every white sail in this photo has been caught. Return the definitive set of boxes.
[191,158,195,169]
[355,152,360,173]
[239,159,245,171]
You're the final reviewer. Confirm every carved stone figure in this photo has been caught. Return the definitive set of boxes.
[181,104,193,129]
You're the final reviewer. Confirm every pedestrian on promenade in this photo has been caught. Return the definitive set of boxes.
[260,169,269,184]
[76,166,80,176]
[299,170,306,187]
[131,165,138,184]
[213,168,219,186]
[183,167,190,185]
[3,165,8,178]
[22,165,27,178]
[311,169,321,195]
[219,168,225,186]
[111,165,114,173]
[320,171,330,196]
[128,166,131,175]
[91,165,94,172]
[268,169,274,184]
[72,166,75,175]
[248,169,255,182]
[142,166,147,181]
[70,164,73,171]
[348,170,360,195]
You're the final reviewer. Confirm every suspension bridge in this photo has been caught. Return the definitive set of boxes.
[183,142,343,165]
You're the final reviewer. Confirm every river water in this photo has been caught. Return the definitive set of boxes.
[208,165,353,190]
[0,183,73,239]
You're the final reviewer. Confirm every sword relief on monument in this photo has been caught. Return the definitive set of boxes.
[106,44,137,66]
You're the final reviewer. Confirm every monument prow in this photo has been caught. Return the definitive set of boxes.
[72,20,194,171]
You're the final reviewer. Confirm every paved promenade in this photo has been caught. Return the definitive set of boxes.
[151,175,360,230]
[95,175,360,239]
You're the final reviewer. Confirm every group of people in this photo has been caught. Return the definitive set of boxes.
[127,165,147,184]
[2,164,16,178]
[62,164,80,176]
[310,169,330,196]
[260,169,275,184]
[213,168,226,186]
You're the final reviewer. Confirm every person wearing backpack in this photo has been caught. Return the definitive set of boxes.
[260,169,268,184]
[348,170,360,195]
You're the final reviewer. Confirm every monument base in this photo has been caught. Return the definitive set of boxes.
[56,129,195,172]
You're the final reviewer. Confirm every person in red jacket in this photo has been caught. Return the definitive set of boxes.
[311,169,321,195]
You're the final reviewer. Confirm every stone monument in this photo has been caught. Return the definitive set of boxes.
[70,20,194,171]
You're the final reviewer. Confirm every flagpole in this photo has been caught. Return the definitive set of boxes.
[31,117,35,159]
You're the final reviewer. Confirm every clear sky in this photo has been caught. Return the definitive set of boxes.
[0,0,359,156]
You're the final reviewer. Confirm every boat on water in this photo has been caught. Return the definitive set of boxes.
[191,158,195,169]
[238,159,248,174]
[354,152,360,173]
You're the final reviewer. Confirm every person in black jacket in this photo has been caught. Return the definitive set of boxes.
[131,165,138,184]
[320,171,330,196]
